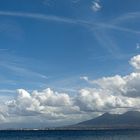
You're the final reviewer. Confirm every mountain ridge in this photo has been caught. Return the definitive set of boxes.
[69,111,140,129]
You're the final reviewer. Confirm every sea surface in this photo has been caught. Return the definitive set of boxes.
[0,130,140,140]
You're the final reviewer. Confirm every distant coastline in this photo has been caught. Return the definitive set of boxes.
[1,126,140,131]
[1,111,140,131]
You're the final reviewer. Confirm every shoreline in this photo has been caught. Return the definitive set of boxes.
[1,127,140,131]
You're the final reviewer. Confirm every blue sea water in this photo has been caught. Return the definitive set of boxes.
[0,130,140,140]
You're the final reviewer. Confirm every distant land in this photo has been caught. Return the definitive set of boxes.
[2,111,140,130]
[63,111,140,130]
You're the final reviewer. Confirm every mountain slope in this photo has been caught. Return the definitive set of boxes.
[72,111,140,129]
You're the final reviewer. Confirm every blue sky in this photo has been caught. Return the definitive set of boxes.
[0,0,140,128]
[0,0,140,93]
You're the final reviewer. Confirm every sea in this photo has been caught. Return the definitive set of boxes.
[0,129,140,140]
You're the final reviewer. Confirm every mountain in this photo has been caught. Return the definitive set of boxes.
[70,111,140,129]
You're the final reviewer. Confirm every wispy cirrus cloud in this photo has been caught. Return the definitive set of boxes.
[112,12,140,25]
[0,11,85,25]
[0,58,48,80]
[0,89,15,94]
[3,64,48,79]
[0,50,48,89]
[0,11,139,60]
[0,11,139,34]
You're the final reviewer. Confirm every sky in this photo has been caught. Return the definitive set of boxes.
[0,0,140,128]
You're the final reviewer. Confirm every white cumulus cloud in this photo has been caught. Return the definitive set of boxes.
[91,0,102,12]
[129,55,140,70]
[1,55,140,128]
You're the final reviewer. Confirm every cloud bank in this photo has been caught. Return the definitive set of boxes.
[1,55,140,128]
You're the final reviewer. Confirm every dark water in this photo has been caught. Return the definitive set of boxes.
[0,130,140,140]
